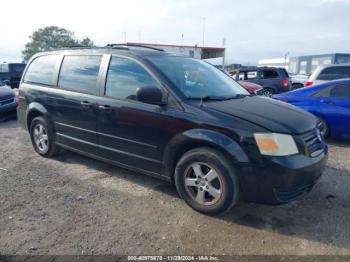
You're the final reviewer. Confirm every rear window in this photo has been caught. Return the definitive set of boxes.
[317,66,350,81]
[24,55,59,85]
[58,55,102,95]
[261,69,279,79]
[9,64,26,73]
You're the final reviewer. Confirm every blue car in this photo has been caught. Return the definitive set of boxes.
[273,79,350,140]
[0,83,17,116]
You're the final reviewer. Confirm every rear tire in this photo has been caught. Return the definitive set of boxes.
[262,88,274,97]
[30,116,59,157]
[174,147,239,215]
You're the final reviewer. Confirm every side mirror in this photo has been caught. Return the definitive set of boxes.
[136,86,165,106]
[3,80,10,86]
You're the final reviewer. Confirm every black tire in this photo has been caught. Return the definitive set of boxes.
[292,83,304,90]
[318,117,330,138]
[174,147,239,215]
[262,88,275,97]
[29,116,59,157]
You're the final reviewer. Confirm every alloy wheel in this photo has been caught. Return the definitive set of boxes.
[184,162,223,206]
[33,123,49,152]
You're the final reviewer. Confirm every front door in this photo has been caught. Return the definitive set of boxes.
[96,56,174,175]
[327,83,350,139]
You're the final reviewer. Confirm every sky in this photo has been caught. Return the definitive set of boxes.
[1,0,350,64]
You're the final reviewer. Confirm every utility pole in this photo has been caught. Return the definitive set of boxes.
[222,37,226,70]
[284,52,290,69]
[138,30,142,43]
[123,32,127,43]
[202,17,206,47]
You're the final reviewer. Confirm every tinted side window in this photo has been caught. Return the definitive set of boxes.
[312,87,331,97]
[261,69,279,79]
[58,55,102,94]
[317,67,350,80]
[330,84,350,98]
[105,57,160,101]
[24,55,59,85]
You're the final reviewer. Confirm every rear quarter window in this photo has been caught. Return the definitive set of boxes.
[24,55,60,85]
[261,69,279,79]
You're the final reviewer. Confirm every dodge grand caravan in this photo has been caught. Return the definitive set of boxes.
[18,45,328,214]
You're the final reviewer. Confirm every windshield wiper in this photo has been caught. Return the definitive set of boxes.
[187,96,226,101]
[222,94,251,100]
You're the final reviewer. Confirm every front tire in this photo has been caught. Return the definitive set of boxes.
[30,116,59,157]
[318,117,330,138]
[175,147,239,215]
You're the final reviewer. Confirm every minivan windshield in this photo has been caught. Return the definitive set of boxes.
[146,56,249,99]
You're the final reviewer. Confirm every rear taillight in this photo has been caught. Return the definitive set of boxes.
[282,79,289,89]
[17,89,21,111]
[305,81,313,87]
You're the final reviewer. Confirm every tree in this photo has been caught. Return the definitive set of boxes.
[22,26,94,61]
[79,37,94,47]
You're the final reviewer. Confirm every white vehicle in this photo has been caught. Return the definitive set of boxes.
[305,63,350,87]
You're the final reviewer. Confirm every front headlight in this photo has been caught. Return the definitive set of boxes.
[254,133,299,156]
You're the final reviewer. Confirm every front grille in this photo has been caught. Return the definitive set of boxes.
[274,183,314,202]
[0,97,14,106]
[300,129,324,157]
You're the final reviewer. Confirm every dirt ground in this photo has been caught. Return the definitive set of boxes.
[0,119,350,255]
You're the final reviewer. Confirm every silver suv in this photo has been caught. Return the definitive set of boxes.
[305,63,350,87]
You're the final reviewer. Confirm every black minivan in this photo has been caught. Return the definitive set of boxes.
[18,45,328,214]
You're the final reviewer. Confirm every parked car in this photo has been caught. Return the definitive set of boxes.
[238,81,263,94]
[305,63,350,87]
[289,73,309,89]
[18,46,327,214]
[0,82,17,115]
[230,67,292,97]
[0,63,26,89]
[273,79,350,140]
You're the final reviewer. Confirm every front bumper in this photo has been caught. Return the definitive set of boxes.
[238,150,328,204]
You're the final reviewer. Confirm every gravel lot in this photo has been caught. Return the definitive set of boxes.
[0,119,350,255]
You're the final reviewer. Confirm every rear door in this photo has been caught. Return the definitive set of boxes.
[47,54,104,154]
[260,68,282,92]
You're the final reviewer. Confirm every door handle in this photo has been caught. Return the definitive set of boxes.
[81,101,93,107]
[98,104,112,111]
[320,99,333,104]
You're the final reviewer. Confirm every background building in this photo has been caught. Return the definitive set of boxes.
[259,53,350,75]
[258,57,289,69]
[125,42,225,60]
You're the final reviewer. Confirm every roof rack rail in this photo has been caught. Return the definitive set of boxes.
[107,43,165,52]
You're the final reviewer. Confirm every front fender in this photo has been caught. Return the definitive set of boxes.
[162,129,250,178]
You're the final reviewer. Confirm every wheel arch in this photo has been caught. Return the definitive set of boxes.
[26,102,49,131]
[162,129,250,182]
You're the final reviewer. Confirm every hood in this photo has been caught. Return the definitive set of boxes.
[0,85,15,101]
[204,96,318,134]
